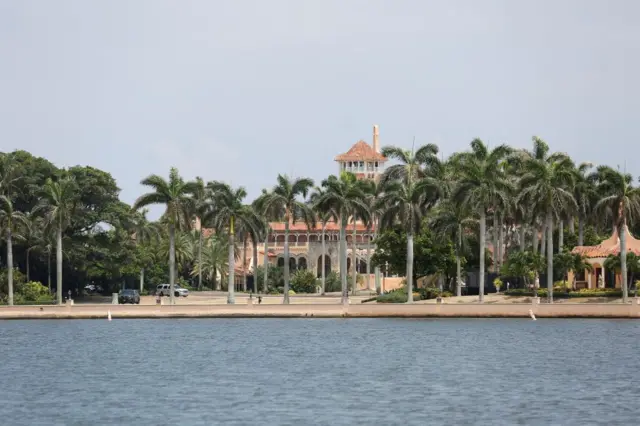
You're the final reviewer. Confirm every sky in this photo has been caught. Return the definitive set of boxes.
[1,0,639,218]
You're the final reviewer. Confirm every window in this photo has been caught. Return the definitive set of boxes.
[359,161,364,170]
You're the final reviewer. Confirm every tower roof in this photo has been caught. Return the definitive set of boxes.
[334,140,387,162]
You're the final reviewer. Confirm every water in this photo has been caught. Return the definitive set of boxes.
[0,319,638,425]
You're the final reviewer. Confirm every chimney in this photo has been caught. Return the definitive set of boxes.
[373,125,380,153]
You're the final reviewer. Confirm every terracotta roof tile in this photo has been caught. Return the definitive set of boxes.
[268,220,373,232]
[334,140,386,162]
[572,227,640,258]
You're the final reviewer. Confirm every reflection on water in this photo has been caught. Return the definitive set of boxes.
[0,318,638,425]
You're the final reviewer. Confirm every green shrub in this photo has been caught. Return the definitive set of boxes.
[376,288,421,303]
[290,270,318,293]
[19,281,52,302]
[324,271,352,292]
[416,287,453,300]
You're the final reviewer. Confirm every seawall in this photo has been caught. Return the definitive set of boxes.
[1,302,640,319]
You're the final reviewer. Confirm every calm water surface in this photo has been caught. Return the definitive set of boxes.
[0,319,638,425]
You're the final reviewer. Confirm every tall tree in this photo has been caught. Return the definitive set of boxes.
[516,137,576,303]
[35,177,77,305]
[133,168,196,305]
[0,197,26,305]
[191,177,209,290]
[451,139,512,302]
[430,200,475,297]
[593,166,640,302]
[309,187,332,294]
[207,181,261,304]
[377,177,441,302]
[259,175,315,304]
[129,209,161,292]
[573,162,596,245]
[191,235,230,289]
[314,173,369,304]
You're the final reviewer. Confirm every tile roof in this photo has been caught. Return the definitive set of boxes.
[572,227,640,258]
[268,220,373,232]
[334,140,387,162]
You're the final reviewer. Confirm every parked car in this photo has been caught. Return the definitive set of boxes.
[155,284,189,298]
[118,289,140,304]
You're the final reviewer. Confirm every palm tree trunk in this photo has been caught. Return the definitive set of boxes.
[493,213,499,273]
[498,214,504,269]
[252,237,258,294]
[559,220,564,252]
[532,221,539,253]
[47,249,51,293]
[569,217,575,234]
[227,217,236,304]
[546,210,554,303]
[366,230,371,291]
[213,267,218,291]
[406,231,414,303]
[578,217,585,246]
[519,224,526,252]
[140,268,144,292]
[479,209,486,303]
[198,222,203,290]
[283,219,291,304]
[242,236,248,292]
[540,222,547,257]
[7,231,14,306]
[340,216,347,305]
[457,224,462,297]
[351,222,357,296]
[56,225,63,305]
[263,230,269,294]
[26,249,30,282]
[168,223,176,305]
[620,222,628,303]
[321,223,326,294]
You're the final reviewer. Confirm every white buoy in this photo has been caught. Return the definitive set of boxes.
[529,309,536,321]
[108,310,112,321]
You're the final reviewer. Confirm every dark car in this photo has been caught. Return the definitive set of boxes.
[118,289,140,304]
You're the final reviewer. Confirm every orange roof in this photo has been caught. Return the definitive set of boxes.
[334,140,386,162]
[572,227,640,258]
[269,220,372,232]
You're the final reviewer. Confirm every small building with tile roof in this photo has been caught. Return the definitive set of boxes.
[334,125,387,181]
[569,227,640,289]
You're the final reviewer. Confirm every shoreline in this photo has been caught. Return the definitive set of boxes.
[2,302,640,319]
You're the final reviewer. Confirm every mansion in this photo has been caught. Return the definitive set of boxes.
[198,125,391,288]
[260,125,387,277]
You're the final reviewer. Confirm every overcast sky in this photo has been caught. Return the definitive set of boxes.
[1,0,638,218]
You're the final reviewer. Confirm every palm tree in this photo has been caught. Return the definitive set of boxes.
[451,139,512,302]
[191,177,209,290]
[573,162,596,245]
[380,143,445,302]
[206,181,261,304]
[133,168,196,305]
[0,196,26,305]
[377,176,441,302]
[517,137,576,303]
[310,187,334,295]
[258,175,315,304]
[593,166,640,302]
[191,235,230,289]
[253,189,281,294]
[35,177,77,305]
[130,209,161,292]
[430,200,475,297]
[314,173,369,304]
[17,213,43,283]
